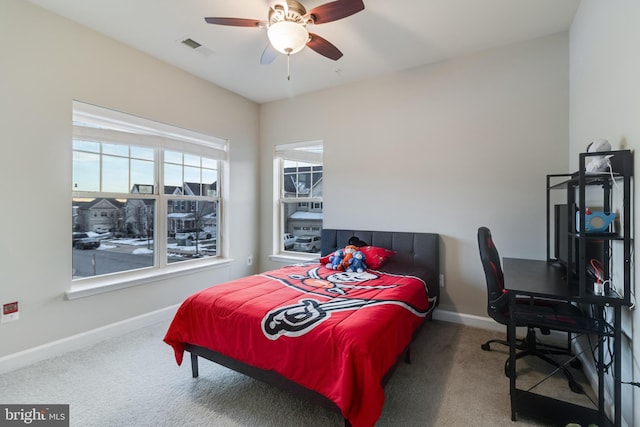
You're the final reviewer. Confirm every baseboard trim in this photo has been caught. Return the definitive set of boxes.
[0,304,179,375]
[0,307,480,375]
[433,309,505,332]
[0,307,583,379]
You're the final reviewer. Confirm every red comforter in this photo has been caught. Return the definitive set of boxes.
[164,263,431,427]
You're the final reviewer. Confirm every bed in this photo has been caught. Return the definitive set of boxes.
[164,229,440,427]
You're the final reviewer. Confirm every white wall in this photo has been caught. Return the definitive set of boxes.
[570,1,639,424]
[3,0,634,420]
[0,0,259,357]
[260,33,570,317]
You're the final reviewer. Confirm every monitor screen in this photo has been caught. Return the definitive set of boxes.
[554,203,603,275]
[554,204,573,268]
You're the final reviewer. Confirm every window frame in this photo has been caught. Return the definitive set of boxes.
[272,141,323,259]
[68,101,229,299]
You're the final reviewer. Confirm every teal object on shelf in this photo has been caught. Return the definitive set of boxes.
[576,209,616,233]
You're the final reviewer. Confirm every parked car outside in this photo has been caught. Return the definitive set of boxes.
[75,236,101,249]
[175,229,213,240]
[293,235,321,253]
[283,233,296,250]
[72,232,89,247]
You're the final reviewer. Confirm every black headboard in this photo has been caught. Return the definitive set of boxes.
[321,229,441,303]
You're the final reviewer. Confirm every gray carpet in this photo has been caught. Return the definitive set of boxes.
[0,319,594,426]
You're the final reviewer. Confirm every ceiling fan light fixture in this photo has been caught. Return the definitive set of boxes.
[267,21,308,55]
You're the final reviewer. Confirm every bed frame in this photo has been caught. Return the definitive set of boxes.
[184,229,441,427]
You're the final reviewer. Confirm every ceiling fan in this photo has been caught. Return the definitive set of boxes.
[204,0,365,70]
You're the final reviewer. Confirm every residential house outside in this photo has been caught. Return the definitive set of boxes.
[74,198,125,233]
[74,181,217,238]
[166,182,218,236]
[283,166,323,238]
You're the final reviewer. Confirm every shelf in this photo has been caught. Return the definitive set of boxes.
[564,277,626,305]
[548,173,624,190]
[576,292,626,306]
[511,389,612,427]
[571,232,623,240]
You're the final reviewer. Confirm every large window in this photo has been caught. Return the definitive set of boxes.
[275,142,323,254]
[72,101,226,283]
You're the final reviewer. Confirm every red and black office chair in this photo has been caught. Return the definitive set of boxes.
[477,226,583,393]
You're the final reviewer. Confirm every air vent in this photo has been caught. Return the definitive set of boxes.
[177,37,214,56]
[181,38,202,49]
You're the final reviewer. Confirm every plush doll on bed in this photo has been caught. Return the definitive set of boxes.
[326,249,345,270]
[346,250,367,273]
[341,245,359,271]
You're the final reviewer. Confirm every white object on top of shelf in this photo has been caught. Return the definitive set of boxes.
[585,138,612,173]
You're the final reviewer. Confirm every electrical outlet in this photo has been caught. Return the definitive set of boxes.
[2,301,19,323]
[247,255,253,266]
[439,274,445,288]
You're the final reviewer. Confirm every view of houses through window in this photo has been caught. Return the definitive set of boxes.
[72,101,226,281]
[277,142,323,254]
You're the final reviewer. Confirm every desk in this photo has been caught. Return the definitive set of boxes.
[503,257,622,427]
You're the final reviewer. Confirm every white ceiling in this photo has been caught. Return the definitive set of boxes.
[26,0,581,104]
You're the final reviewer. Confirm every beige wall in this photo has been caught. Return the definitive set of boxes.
[260,33,570,317]
[3,2,635,422]
[0,0,260,357]
[570,1,639,424]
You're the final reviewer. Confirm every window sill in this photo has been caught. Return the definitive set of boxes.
[66,258,232,300]
[270,253,320,264]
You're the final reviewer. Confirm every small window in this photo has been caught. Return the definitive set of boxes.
[274,142,323,254]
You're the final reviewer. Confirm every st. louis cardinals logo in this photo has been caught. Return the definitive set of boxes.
[261,267,429,340]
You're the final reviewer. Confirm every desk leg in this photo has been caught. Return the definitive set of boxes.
[508,294,517,421]
[614,305,621,427]
[596,305,606,423]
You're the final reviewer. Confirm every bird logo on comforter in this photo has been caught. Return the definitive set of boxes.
[261,266,429,339]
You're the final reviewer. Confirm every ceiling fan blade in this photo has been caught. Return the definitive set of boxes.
[306,0,365,25]
[204,17,266,27]
[260,44,278,65]
[306,33,343,60]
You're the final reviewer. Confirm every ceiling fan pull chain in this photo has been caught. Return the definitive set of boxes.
[287,53,291,80]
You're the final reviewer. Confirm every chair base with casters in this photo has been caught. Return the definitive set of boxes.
[481,334,525,352]
[481,327,583,393]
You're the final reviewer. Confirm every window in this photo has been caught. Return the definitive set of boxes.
[275,141,323,254]
[72,101,227,283]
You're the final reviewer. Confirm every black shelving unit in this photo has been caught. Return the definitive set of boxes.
[545,149,633,427]
[547,149,633,306]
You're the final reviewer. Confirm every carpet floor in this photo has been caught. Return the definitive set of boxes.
[0,319,595,426]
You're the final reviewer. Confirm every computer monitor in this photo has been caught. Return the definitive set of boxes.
[554,203,603,276]
[554,204,574,269]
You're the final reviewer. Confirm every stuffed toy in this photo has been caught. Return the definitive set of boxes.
[326,249,345,270]
[346,250,367,273]
[341,245,359,271]
[585,138,612,173]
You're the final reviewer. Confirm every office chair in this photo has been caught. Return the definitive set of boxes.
[477,226,584,393]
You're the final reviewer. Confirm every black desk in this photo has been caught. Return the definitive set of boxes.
[502,257,622,427]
